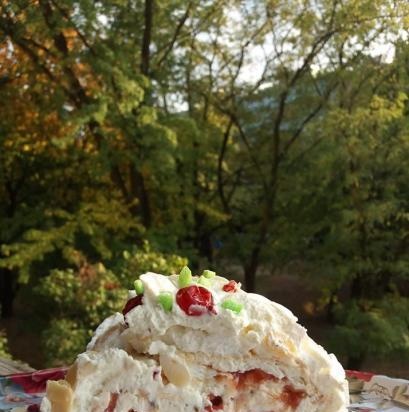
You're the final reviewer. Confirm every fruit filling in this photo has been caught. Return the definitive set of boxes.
[206,369,307,411]
[104,393,119,412]
[280,385,307,409]
[233,369,278,389]
[205,394,224,411]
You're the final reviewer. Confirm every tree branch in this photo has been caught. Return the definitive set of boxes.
[280,80,339,158]
[156,1,193,68]
[49,0,97,56]
[229,112,269,194]
[39,0,89,106]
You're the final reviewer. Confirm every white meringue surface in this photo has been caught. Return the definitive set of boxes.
[41,271,349,412]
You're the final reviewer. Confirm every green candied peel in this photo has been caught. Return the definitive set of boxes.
[202,269,216,279]
[221,299,243,314]
[134,279,144,295]
[178,266,192,288]
[158,292,173,312]
[197,275,212,287]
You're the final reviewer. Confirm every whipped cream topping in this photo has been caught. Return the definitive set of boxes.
[41,271,349,412]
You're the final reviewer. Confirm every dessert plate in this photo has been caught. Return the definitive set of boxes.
[0,368,66,411]
[0,368,408,411]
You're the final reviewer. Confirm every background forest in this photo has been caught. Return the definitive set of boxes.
[1,0,409,375]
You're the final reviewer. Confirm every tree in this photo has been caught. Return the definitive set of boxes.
[0,0,178,315]
[313,59,409,368]
[176,0,409,291]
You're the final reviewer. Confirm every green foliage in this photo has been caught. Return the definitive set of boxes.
[36,264,125,365]
[116,242,188,289]
[1,194,142,284]
[37,265,126,325]
[285,66,409,364]
[329,296,409,360]
[42,319,91,366]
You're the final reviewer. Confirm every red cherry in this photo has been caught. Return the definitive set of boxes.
[222,280,238,292]
[122,295,143,315]
[176,285,215,316]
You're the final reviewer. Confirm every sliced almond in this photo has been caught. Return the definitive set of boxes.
[159,353,191,387]
[46,379,73,412]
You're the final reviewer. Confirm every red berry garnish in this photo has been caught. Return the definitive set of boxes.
[27,405,40,412]
[122,295,143,315]
[176,285,215,316]
[222,280,238,292]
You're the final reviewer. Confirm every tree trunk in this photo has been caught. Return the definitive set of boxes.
[326,291,337,323]
[193,210,213,264]
[200,232,213,264]
[350,274,363,299]
[244,260,258,293]
[346,353,365,370]
[0,268,15,318]
[243,200,271,292]
[129,165,152,228]
[141,0,154,76]
[2,180,18,318]
[128,0,154,228]
[244,242,263,293]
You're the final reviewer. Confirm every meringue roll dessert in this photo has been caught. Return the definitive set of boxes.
[41,268,349,412]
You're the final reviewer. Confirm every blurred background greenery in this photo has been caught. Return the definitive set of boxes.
[0,0,409,376]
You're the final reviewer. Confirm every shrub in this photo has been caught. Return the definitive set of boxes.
[36,244,187,366]
[0,331,11,359]
[115,241,188,289]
